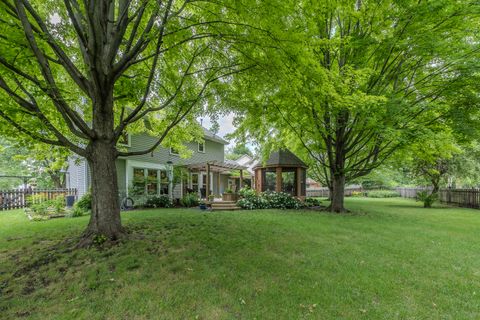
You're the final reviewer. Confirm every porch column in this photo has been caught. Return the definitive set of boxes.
[239,170,243,189]
[275,167,282,193]
[206,163,211,199]
[217,172,221,196]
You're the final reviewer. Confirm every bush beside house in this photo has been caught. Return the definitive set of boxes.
[237,187,316,210]
[180,193,200,208]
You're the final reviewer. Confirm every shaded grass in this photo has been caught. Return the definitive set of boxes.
[1,198,480,319]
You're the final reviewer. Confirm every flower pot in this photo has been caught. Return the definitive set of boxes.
[199,204,207,210]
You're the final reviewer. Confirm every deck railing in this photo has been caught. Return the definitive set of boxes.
[0,188,77,211]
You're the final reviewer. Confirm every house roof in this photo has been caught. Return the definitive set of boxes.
[235,154,254,165]
[203,127,229,145]
[253,149,308,169]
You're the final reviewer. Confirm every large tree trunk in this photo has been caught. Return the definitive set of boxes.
[327,184,333,201]
[78,141,123,247]
[329,173,346,212]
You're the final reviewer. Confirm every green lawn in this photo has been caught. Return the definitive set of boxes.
[1,198,480,319]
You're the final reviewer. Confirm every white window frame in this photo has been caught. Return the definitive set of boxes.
[132,167,169,196]
[118,133,131,147]
[125,160,168,197]
[170,147,179,156]
[198,141,205,153]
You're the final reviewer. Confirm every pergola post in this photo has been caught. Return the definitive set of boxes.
[206,162,211,199]
[217,173,220,196]
[239,170,243,190]
[275,167,282,193]
[255,169,262,193]
[296,167,302,198]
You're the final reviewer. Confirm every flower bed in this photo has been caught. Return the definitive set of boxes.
[236,187,308,210]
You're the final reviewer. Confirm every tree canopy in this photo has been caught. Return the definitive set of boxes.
[0,0,261,244]
[229,0,480,211]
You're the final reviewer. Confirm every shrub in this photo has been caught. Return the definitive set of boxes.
[350,191,364,197]
[262,191,302,209]
[237,187,268,210]
[417,191,438,208]
[237,194,269,210]
[27,195,66,219]
[28,200,53,216]
[366,190,400,198]
[145,195,173,208]
[76,192,92,211]
[180,193,199,207]
[239,187,256,198]
[237,189,302,210]
[70,192,92,217]
[65,205,85,218]
[304,197,322,207]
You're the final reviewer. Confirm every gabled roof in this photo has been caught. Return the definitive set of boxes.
[235,154,254,166]
[254,149,308,169]
[203,127,229,145]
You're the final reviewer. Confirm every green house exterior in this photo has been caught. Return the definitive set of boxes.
[67,128,237,200]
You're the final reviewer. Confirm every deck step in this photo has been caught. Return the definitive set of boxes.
[210,201,242,211]
[211,206,242,211]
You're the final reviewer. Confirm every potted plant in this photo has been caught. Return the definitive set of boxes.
[222,189,238,202]
[199,200,207,210]
[208,194,215,202]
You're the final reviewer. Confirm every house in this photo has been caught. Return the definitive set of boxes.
[306,178,322,190]
[226,154,257,190]
[235,154,257,175]
[67,127,247,200]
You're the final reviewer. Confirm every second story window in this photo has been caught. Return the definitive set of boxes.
[170,147,179,155]
[198,141,205,153]
[118,133,131,147]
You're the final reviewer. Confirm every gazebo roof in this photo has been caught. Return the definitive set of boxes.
[254,149,308,169]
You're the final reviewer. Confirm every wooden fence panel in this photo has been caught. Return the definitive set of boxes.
[397,187,480,210]
[0,188,77,211]
[306,187,364,198]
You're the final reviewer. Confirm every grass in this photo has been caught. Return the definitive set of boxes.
[1,198,480,319]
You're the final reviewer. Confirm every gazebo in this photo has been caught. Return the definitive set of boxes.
[253,149,308,199]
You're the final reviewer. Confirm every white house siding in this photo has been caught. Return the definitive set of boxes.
[116,159,127,198]
[67,157,89,198]
[172,183,182,199]
[219,174,229,194]
[125,133,225,165]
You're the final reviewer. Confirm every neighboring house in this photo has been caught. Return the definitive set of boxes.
[306,178,322,190]
[67,128,247,200]
[226,154,257,190]
[235,154,257,175]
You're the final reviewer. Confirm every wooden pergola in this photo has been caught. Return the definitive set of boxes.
[253,149,308,199]
[186,161,248,198]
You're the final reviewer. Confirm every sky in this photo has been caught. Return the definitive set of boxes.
[200,113,236,147]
